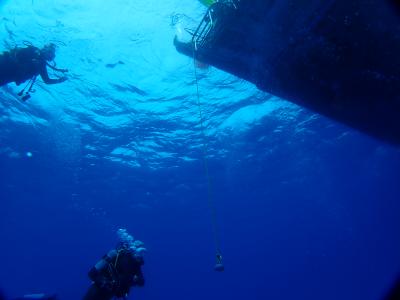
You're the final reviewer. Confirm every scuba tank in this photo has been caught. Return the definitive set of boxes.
[88,250,118,291]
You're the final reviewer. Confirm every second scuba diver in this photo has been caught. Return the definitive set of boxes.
[0,43,68,101]
[83,229,146,300]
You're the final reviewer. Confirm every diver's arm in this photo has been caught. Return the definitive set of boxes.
[46,62,68,73]
[132,268,145,287]
[39,65,67,84]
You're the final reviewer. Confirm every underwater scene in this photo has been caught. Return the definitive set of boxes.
[1,1,400,300]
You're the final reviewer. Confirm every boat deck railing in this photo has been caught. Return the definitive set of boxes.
[191,0,240,51]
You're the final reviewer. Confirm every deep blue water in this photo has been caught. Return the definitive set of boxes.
[1,1,400,300]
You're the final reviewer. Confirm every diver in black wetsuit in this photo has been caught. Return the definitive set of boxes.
[0,43,67,99]
[83,230,146,300]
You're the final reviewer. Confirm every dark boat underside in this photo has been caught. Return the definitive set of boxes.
[175,0,400,144]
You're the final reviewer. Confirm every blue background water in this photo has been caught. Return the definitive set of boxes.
[1,1,400,300]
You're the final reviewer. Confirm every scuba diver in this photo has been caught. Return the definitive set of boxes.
[0,43,68,100]
[83,229,146,300]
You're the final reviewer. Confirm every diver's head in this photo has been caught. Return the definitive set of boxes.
[41,43,56,61]
[117,228,147,259]
[117,228,134,249]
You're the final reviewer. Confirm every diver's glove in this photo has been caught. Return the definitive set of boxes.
[131,274,145,287]
[57,76,68,83]
[132,275,141,285]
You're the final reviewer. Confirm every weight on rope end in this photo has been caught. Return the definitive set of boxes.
[214,253,224,272]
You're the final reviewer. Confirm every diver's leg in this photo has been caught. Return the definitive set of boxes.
[82,284,113,300]
[0,56,14,86]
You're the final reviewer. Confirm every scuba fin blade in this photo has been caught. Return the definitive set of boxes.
[21,94,31,102]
